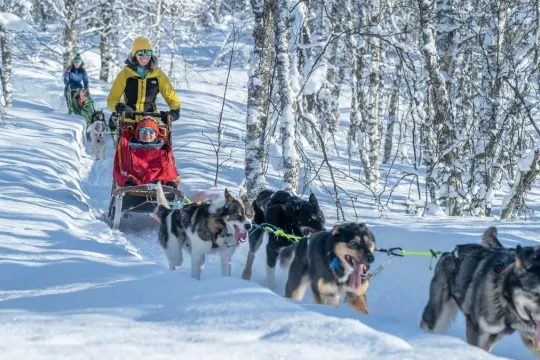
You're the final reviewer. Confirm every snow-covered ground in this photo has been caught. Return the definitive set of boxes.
[2,42,539,359]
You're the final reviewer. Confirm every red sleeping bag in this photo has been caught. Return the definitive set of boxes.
[113,130,180,187]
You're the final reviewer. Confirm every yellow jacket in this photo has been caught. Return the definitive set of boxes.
[107,61,180,119]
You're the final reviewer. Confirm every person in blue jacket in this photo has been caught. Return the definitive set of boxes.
[63,53,94,122]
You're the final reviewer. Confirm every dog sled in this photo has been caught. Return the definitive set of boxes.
[106,111,184,229]
[66,87,96,125]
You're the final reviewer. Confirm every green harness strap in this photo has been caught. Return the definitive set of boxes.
[249,223,305,243]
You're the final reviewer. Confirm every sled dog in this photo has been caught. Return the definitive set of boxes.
[241,189,325,290]
[108,112,119,144]
[86,119,106,160]
[282,222,375,314]
[91,110,105,124]
[421,226,540,358]
[155,182,253,279]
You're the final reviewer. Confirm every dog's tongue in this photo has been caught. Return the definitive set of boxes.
[534,320,540,349]
[348,262,364,289]
[234,226,247,242]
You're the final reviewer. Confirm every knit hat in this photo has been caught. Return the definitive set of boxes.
[135,117,159,137]
[72,53,82,63]
[131,36,153,57]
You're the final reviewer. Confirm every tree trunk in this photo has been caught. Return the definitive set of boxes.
[99,0,115,82]
[366,0,382,191]
[383,60,402,163]
[417,0,455,209]
[347,30,360,161]
[0,25,12,108]
[320,2,343,136]
[245,0,274,198]
[501,149,540,220]
[153,0,164,58]
[214,0,221,23]
[274,0,299,192]
[471,0,510,216]
[62,0,77,69]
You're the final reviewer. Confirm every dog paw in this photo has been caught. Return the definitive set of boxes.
[420,320,432,332]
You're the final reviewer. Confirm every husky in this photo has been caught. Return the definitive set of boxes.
[86,119,106,160]
[421,226,540,358]
[155,182,253,279]
[91,110,105,124]
[241,190,325,290]
[108,112,119,144]
[283,222,375,314]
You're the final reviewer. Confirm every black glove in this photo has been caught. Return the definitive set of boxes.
[159,111,170,123]
[170,108,180,121]
[160,109,180,123]
[115,103,133,118]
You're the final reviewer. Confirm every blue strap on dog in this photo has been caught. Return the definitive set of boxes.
[328,251,340,270]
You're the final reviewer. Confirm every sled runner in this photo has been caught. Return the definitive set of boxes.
[106,111,184,229]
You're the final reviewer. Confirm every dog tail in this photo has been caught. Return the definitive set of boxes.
[279,244,296,269]
[154,182,171,223]
[482,226,502,248]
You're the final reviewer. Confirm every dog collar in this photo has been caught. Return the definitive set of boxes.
[327,251,350,284]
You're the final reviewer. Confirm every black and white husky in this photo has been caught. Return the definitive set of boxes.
[155,182,253,279]
[86,119,106,160]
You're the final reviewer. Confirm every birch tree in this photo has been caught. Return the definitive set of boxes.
[273,0,299,192]
[98,0,115,82]
[245,0,274,198]
[0,3,34,108]
[364,0,383,190]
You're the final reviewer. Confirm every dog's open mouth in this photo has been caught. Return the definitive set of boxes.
[233,224,248,242]
[300,227,314,237]
[346,255,369,289]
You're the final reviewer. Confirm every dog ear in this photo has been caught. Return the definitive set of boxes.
[285,201,301,218]
[332,224,340,235]
[309,193,319,208]
[516,245,540,271]
[357,223,368,231]
[224,188,234,203]
[240,192,249,203]
[239,186,248,202]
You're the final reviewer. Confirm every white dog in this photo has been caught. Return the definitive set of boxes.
[86,120,106,160]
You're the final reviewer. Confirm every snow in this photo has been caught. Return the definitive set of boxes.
[519,148,538,172]
[303,64,326,96]
[0,12,33,32]
[2,27,540,360]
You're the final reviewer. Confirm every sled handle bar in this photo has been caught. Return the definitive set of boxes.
[119,111,171,127]
[130,112,162,117]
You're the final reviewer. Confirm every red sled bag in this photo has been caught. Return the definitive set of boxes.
[113,129,180,186]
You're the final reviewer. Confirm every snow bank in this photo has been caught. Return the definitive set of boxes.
[0,12,33,32]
